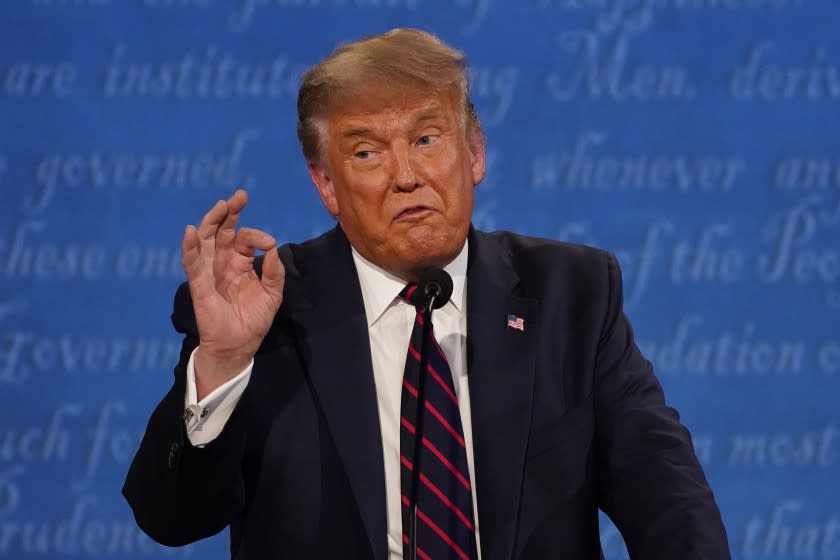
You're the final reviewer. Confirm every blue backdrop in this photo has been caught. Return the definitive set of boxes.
[1,1,838,558]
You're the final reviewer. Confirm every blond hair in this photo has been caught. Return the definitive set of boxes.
[296,28,482,161]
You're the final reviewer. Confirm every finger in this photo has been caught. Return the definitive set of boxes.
[197,199,228,243]
[232,227,277,257]
[181,224,202,276]
[216,190,249,250]
[227,189,248,214]
[261,246,285,299]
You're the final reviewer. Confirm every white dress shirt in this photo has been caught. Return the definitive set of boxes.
[183,240,482,559]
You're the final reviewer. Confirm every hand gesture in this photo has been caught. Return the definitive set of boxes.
[181,190,285,398]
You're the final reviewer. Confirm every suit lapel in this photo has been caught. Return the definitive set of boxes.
[285,227,387,560]
[467,230,538,560]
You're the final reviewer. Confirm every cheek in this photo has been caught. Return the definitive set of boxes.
[434,146,461,173]
[337,172,389,222]
[435,151,475,208]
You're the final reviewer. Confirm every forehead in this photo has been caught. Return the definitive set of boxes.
[325,87,461,134]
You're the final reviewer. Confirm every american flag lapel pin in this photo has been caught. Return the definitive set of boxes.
[507,313,525,332]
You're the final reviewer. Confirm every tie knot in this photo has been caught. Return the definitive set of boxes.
[400,283,420,306]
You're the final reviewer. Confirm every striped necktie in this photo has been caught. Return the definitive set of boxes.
[399,283,477,560]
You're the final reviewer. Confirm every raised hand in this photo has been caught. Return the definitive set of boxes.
[181,189,285,399]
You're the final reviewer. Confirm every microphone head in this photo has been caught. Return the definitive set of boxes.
[416,268,453,310]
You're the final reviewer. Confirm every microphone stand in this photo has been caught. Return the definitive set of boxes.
[409,288,438,560]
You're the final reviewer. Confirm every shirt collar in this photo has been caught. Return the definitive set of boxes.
[351,239,468,328]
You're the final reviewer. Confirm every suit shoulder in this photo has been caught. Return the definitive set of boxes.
[473,229,621,304]
[252,228,338,281]
[477,229,615,275]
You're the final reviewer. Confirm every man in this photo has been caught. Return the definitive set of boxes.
[123,28,730,559]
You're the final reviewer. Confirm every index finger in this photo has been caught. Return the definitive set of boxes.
[197,199,228,242]
[216,189,249,248]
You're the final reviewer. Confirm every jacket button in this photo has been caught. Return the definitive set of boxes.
[167,442,181,471]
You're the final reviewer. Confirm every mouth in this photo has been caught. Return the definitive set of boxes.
[394,205,434,221]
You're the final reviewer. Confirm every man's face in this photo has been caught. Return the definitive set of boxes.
[308,88,486,281]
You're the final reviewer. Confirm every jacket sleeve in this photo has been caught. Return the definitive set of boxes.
[594,254,731,559]
[122,281,249,547]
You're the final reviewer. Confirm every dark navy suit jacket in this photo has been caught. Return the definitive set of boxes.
[123,226,730,559]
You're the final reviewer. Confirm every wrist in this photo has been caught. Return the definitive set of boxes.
[194,347,252,400]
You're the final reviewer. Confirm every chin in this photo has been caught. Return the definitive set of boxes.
[397,231,462,271]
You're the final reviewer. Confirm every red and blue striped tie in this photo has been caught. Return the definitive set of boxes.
[399,283,477,560]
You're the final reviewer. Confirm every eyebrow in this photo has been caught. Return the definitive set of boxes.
[342,128,376,140]
[339,107,449,140]
[414,107,447,125]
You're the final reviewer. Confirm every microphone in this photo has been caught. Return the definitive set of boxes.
[414,268,453,311]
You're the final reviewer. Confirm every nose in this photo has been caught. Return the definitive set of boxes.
[392,141,420,192]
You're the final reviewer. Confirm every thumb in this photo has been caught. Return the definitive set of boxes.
[261,247,285,301]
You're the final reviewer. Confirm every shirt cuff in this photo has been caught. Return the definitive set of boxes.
[184,346,253,447]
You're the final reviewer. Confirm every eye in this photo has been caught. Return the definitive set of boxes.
[417,135,436,146]
[354,150,371,160]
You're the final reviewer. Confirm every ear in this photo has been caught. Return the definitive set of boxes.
[468,132,487,186]
[308,160,340,216]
